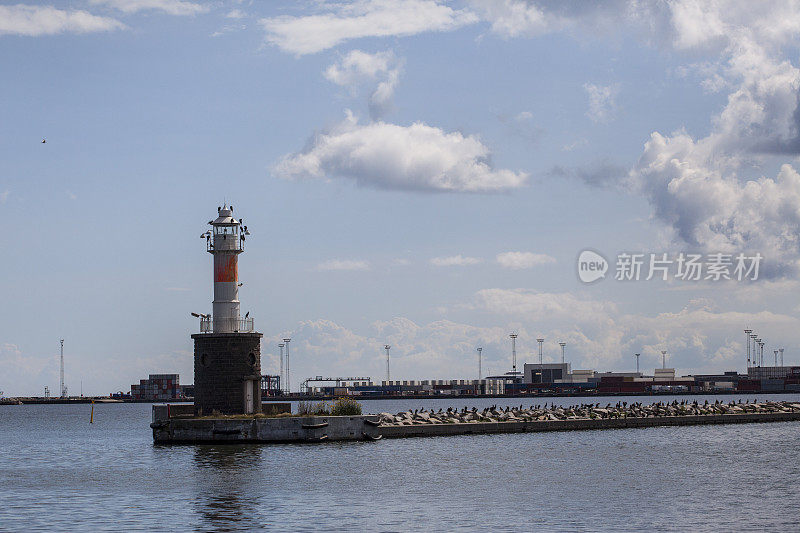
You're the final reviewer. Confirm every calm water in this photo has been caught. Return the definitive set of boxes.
[1,394,799,532]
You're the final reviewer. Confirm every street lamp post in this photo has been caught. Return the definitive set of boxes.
[283,338,291,394]
[278,343,284,394]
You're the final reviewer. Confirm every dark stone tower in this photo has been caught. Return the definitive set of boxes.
[192,332,262,416]
[192,205,261,416]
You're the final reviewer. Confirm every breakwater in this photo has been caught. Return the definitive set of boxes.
[376,400,800,438]
[151,400,800,443]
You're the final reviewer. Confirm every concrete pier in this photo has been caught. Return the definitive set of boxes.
[376,411,800,439]
[152,413,381,444]
[151,401,800,444]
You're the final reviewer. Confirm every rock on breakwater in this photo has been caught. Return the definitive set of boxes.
[375,400,800,428]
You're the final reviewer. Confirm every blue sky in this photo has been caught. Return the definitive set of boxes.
[2,0,800,395]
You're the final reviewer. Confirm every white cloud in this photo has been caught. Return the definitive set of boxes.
[368,66,401,120]
[497,110,543,142]
[90,0,208,16]
[631,134,800,277]
[473,288,616,324]
[325,49,395,87]
[0,5,124,36]
[316,259,371,271]
[470,288,798,373]
[262,317,512,383]
[0,343,52,396]
[0,190,9,203]
[469,0,550,38]
[583,82,619,123]
[625,16,800,273]
[469,0,644,40]
[274,111,528,193]
[491,1,800,275]
[226,9,245,19]
[496,251,556,269]
[260,0,478,55]
[256,288,800,383]
[324,50,402,119]
[430,255,482,267]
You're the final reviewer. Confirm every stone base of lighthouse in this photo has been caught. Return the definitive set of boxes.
[192,332,263,416]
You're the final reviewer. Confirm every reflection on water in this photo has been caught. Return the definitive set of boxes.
[191,445,264,531]
[0,395,798,532]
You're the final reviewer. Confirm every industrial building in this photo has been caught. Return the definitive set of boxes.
[292,362,800,397]
[305,379,486,396]
[131,374,184,400]
[524,363,571,384]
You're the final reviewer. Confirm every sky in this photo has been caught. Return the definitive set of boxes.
[2,0,800,396]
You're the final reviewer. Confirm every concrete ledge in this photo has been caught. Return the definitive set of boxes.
[151,410,800,444]
[152,402,290,422]
[376,411,800,439]
[152,414,381,444]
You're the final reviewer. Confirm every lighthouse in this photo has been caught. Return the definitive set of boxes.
[191,205,262,416]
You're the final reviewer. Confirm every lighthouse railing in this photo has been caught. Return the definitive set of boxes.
[200,316,254,333]
[208,236,244,252]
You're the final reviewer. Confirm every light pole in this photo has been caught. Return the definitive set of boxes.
[757,340,763,367]
[278,343,284,394]
[537,338,544,365]
[477,347,482,380]
[559,342,566,365]
[744,329,752,368]
[509,334,518,374]
[60,339,66,398]
[635,353,640,374]
[283,338,291,394]
[384,345,391,383]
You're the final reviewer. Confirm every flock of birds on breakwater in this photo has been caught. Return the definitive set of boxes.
[376,400,800,426]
